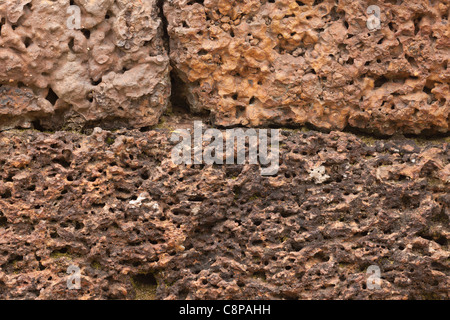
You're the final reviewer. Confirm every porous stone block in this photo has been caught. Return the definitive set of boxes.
[0,128,448,299]
[165,0,449,135]
[0,0,170,131]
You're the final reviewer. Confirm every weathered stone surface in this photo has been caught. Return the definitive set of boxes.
[0,0,170,131]
[165,0,450,135]
[0,127,448,299]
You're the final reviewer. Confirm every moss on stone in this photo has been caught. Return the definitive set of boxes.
[131,273,158,300]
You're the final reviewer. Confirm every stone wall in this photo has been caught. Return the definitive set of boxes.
[0,128,448,299]
[0,0,448,134]
[0,0,449,300]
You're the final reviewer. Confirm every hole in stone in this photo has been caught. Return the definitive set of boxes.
[24,37,32,48]
[45,88,59,105]
[81,29,91,39]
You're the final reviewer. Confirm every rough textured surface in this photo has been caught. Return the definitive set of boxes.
[0,127,448,299]
[165,0,450,135]
[0,0,449,302]
[0,0,170,131]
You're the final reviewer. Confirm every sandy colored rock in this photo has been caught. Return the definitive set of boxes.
[0,0,170,131]
[165,0,450,135]
[0,126,448,299]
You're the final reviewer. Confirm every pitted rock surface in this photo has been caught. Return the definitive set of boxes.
[0,0,170,131]
[0,128,448,299]
[165,0,450,135]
